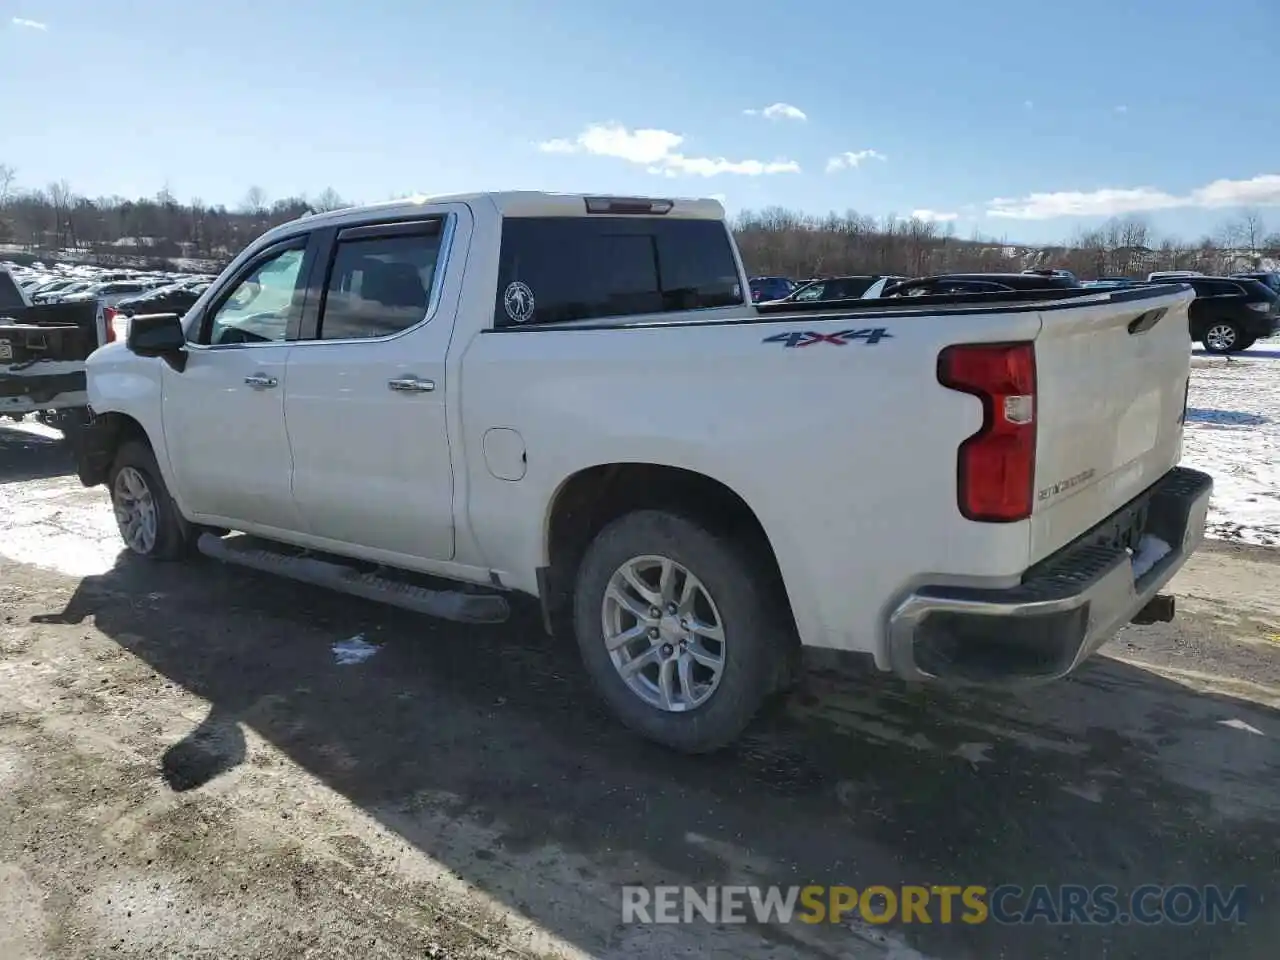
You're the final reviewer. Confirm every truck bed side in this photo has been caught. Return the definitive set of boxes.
[457,284,1193,663]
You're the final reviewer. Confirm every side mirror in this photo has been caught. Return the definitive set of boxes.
[126,312,188,371]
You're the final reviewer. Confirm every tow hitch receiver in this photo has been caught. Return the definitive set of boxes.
[1131,594,1175,625]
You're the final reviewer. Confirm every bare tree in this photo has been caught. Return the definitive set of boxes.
[47,180,74,250]
[241,185,268,214]
[1,174,1269,285]
[311,187,348,212]
[1240,208,1265,265]
[0,163,15,206]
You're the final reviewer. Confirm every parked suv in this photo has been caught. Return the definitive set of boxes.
[1149,276,1279,354]
[748,276,795,302]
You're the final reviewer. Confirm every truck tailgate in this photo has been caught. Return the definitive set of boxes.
[0,301,102,364]
[1030,286,1194,562]
[0,301,102,408]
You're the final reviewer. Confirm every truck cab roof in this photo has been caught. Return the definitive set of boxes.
[265,192,727,246]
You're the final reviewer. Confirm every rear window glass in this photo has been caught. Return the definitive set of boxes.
[493,217,743,326]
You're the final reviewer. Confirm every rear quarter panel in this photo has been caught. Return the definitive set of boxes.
[458,306,1044,662]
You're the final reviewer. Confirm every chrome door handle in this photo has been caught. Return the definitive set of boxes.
[244,374,278,388]
[388,377,436,393]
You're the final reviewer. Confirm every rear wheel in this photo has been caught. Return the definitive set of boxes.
[572,510,789,753]
[108,440,194,560]
[1202,322,1244,354]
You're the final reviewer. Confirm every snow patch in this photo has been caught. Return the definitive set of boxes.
[1129,535,1172,579]
[332,634,379,665]
[1181,351,1280,546]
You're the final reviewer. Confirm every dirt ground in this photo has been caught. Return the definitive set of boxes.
[1,421,1278,959]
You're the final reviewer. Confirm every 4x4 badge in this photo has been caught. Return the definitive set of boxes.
[762,328,892,348]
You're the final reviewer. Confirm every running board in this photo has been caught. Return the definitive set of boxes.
[196,533,510,624]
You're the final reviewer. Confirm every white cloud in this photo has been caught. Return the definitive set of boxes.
[912,209,959,223]
[536,122,799,177]
[1114,105,1128,114]
[825,149,887,173]
[743,102,808,121]
[11,17,47,30]
[987,174,1280,220]
[1190,174,1280,208]
[1024,99,1034,110]
[536,138,577,154]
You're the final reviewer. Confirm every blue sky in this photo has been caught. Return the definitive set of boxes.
[3,0,1278,243]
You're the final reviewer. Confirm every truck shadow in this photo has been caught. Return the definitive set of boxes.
[0,421,75,484]
[33,555,1280,960]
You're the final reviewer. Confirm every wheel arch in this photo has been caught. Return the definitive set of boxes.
[74,410,152,487]
[539,462,797,638]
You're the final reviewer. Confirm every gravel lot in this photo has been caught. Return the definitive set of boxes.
[1,422,1278,960]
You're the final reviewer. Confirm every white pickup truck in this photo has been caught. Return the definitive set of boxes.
[76,192,1212,752]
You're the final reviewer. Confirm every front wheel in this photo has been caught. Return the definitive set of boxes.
[1202,322,1244,354]
[572,510,789,753]
[107,440,194,560]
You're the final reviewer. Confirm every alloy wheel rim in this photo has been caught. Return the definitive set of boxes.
[113,466,158,554]
[1206,324,1237,351]
[600,554,727,712]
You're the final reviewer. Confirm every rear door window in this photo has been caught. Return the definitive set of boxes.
[493,217,743,326]
[316,222,444,340]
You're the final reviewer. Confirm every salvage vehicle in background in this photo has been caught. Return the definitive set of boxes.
[115,279,212,319]
[781,275,884,302]
[878,272,1081,297]
[748,276,796,302]
[76,191,1211,753]
[1148,275,1279,353]
[0,296,110,431]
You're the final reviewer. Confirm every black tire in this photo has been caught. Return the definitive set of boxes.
[572,509,789,753]
[107,439,194,560]
[1237,335,1257,351]
[1201,321,1244,354]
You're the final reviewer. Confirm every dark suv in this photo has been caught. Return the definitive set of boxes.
[1149,276,1279,354]
[748,276,796,303]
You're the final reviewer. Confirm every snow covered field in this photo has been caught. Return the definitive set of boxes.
[1182,345,1280,546]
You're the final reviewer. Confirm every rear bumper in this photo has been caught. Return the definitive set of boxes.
[1238,313,1278,338]
[887,466,1212,684]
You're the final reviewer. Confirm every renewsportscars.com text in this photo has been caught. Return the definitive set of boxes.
[621,884,1248,926]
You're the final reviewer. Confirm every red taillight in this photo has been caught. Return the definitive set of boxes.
[103,306,117,343]
[938,342,1037,522]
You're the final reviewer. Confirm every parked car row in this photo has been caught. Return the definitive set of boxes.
[5,260,216,311]
[751,267,1280,355]
[1,260,217,431]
